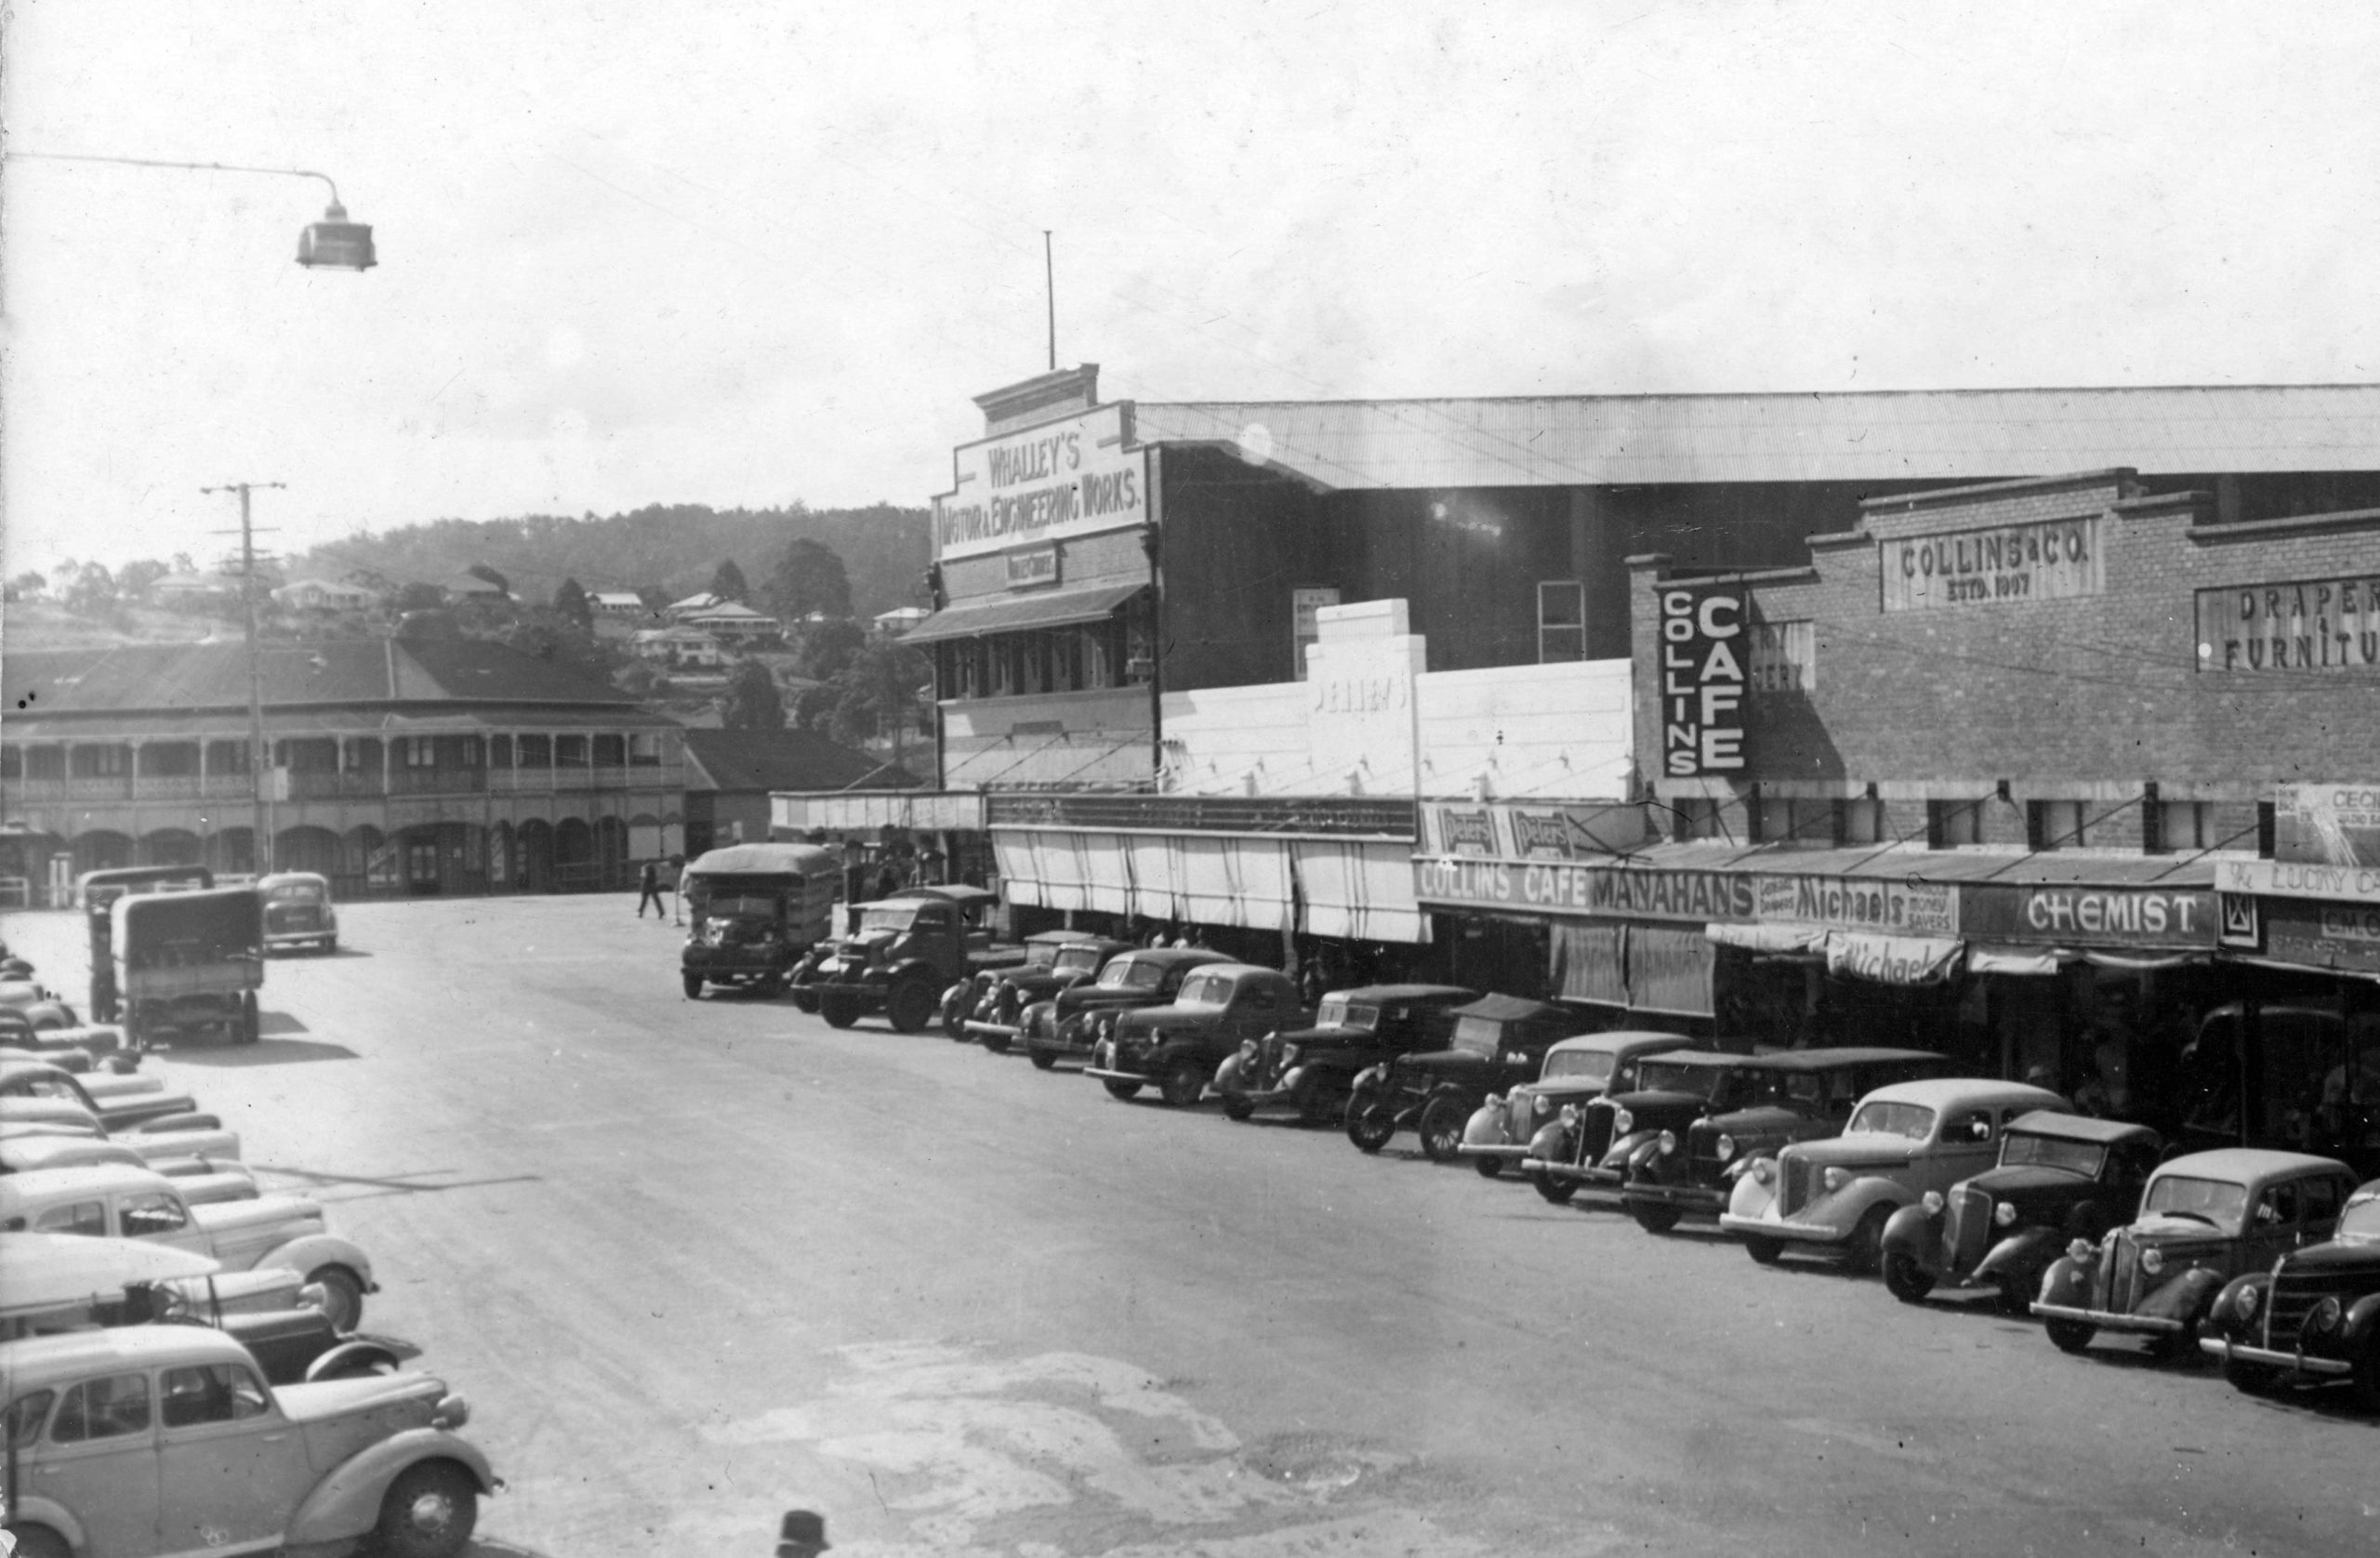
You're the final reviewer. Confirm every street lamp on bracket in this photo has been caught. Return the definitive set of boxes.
[5,152,377,271]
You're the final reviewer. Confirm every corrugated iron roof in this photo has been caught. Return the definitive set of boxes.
[1132,385,2380,492]
[1616,840,2218,890]
[681,730,923,794]
[906,582,1146,642]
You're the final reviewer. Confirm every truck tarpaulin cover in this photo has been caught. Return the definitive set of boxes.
[111,887,264,966]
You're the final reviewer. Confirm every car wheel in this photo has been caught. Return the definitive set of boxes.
[2044,1318,2096,1353]
[982,1025,1013,1055]
[1847,1207,1892,1275]
[1531,1169,1578,1206]
[1417,1095,1467,1164]
[1472,1153,1504,1179]
[819,995,861,1029]
[7,1525,70,1558]
[324,936,338,953]
[1994,1274,2035,1316]
[1159,1059,1207,1108]
[2223,1356,2286,1396]
[1630,1200,1683,1235]
[240,992,261,1046]
[681,972,705,999]
[1346,1102,1395,1154]
[757,973,786,998]
[790,986,820,1014]
[373,1459,480,1558]
[2147,1320,2202,1364]
[1222,1094,1255,1121]
[1882,1252,1937,1304]
[1742,1235,1785,1266]
[886,976,938,1035]
[307,1265,366,1331]
[1028,1046,1058,1071]
[2351,1335,2380,1414]
[1103,1078,1143,1101]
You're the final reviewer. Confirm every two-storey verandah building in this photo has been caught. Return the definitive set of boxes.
[0,636,684,898]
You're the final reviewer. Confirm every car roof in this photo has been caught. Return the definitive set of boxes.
[1754,1047,1944,1072]
[0,1137,144,1172]
[1025,929,1099,944]
[0,1323,251,1382]
[1854,1078,2069,1112]
[1449,993,1567,1023]
[258,872,330,888]
[1116,947,1234,969]
[2003,1110,2160,1145]
[0,1164,171,1205]
[2150,1148,2356,1185]
[1181,963,1288,984]
[1550,1031,1704,1059]
[1327,984,1477,1005]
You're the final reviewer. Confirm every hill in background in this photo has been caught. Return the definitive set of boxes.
[283,501,931,618]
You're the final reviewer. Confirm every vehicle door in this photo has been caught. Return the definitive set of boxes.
[2243,1177,2308,1271]
[1924,1105,2002,1191]
[116,1184,211,1257]
[2294,1173,2348,1249]
[30,1367,163,1556]
[31,1195,109,1237]
[155,1360,308,1552]
[1226,980,1290,1046]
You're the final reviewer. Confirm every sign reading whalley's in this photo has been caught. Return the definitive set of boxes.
[933,403,1149,561]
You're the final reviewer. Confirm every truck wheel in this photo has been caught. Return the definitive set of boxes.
[819,995,861,1029]
[2044,1318,2096,1353]
[1847,1207,1892,1275]
[682,972,705,999]
[1159,1059,1206,1108]
[1883,1252,1937,1303]
[1417,1095,1467,1163]
[1222,1093,1256,1121]
[7,1525,70,1558]
[1742,1235,1785,1266]
[1630,1200,1683,1235]
[886,976,938,1035]
[1346,1102,1395,1154]
[1028,1046,1058,1071]
[307,1266,365,1331]
[2351,1335,2380,1413]
[373,1459,479,1558]
[1531,1169,1578,1206]
[1103,1078,1143,1101]
[239,993,260,1046]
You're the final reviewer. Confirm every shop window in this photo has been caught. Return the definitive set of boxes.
[2149,799,2212,853]
[1669,797,1725,840]
[1754,795,1832,845]
[1928,799,1985,848]
[1538,581,1586,663]
[1048,628,1082,693]
[2257,801,2276,858]
[1837,797,1883,845]
[74,746,129,778]
[2028,799,2087,851]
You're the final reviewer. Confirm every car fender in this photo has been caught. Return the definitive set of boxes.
[2137,1263,2227,1326]
[1880,1203,1943,1271]
[2205,1272,2265,1338]
[1461,1104,1505,1149]
[1622,1136,1672,1175]
[131,1110,221,1135]
[887,957,947,985]
[1727,1167,1779,1221]
[132,1127,243,1164]
[284,1431,500,1546]
[2038,1250,2099,1309]
[1212,1053,1247,1092]
[1818,1177,1913,1229]
[939,981,969,1008]
[1973,1226,2061,1286]
[6,1499,86,1554]
[1350,1065,1386,1094]
[304,1335,423,1382]
[250,1232,377,1290]
[1278,1064,1311,1096]
[2345,1290,2380,1344]
[1526,1120,1569,1162]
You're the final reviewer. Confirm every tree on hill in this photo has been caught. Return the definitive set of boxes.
[7,571,46,600]
[395,581,447,613]
[62,562,118,618]
[116,560,169,607]
[721,660,785,730]
[709,559,748,603]
[766,536,853,623]
[553,576,594,631]
[465,563,512,596]
[793,617,868,682]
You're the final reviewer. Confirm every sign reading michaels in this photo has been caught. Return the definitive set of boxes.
[932,403,1149,562]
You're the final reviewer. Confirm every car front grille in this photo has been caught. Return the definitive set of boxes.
[1781,1156,1813,1217]
[1575,1103,1616,1167]
[2105,1233,2140,1313]
[1683,1124,1726,1188]
[1254,1035,1286,1087]
[2265,1265,2380,1345]
[1950,1186,1992,1273]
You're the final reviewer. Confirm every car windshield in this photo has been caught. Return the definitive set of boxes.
[1448,1016,1505,1057]
[858,905,919,934]
[263,881,324,904]
[1097,960,1167,991]
[1846,1101,1935,1141]
[1054,946,1105,975]
[1541,1049,1616,1084]
[1999,1131,2106,1176]
[1174,972,1236,1009]
[2143,1174,2250,1234]
[2341,1190,2380,1240]
[1024,942,1066,968]
[1634,1061,1727,1099]
[706,895,779,921]
[1316,997,1380,1031]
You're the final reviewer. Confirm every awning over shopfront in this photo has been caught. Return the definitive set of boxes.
[991,825,1413,941]
[1551,920,1716,1017]
[902,582,1148,644]
[1293,838,1426,943]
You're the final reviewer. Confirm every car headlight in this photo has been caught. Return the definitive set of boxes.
[1715,1134,1737,1162]
[1821,1166,1849,1194]
[1657,1129,1677,1155]
[1994,1201,2017,1227]
[1532,1094,1552,1117]
[1922,1190,1945,1216]
[1239,1039,1259,1062]
[2307,1296,2343,1335]
[2229,1283,2262,1321]
[1752,1158,1774,1185]
[1611,1107,1634,1136]
[1280,1045,1300,1067]
[1483,1092,1504,1112]
[2140,1247,2165,1275]
[2068,1237,2097,1262]
[1558,1103,1579,1128]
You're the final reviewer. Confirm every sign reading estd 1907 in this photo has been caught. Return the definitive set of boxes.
[1660,588,1748,775]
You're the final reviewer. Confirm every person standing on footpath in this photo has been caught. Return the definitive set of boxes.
[636,859,665,918]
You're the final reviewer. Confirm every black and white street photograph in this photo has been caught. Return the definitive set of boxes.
[3,5,2378,1556]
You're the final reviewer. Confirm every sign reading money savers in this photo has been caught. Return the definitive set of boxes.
[932,403,1148,562]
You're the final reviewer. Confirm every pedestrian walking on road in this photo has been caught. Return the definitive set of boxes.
[636,859,665,918]
[774,1510,831,1557]
[670,853,688,925]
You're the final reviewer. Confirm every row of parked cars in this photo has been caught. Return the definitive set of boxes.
[922,929,2380,1417]
[0,934,498,1558]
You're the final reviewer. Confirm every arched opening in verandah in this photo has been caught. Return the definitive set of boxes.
[553,816,597,892]
[594,815,629,890]
[202,828,255,877]
[70,830,133,876]
[342,825,393,899]
[488,821,516,891]
[136,828,203,866]
[515,818,556,893]
[274,825,342,878]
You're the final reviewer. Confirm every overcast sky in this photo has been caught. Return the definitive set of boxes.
[6,2,2378,576]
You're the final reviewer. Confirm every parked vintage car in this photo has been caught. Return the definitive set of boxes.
[0,1092,246,1179]
[794,886,1019,1031]
[1021,946,1235,1070]
[2032,1147,2362,1359]
[2201,1176,2380,1406]
[1213,984,1478,1124]
[0,1325,497,1558]
[1718,1078,2071,1270]
[1457,1030,1706,1179]
[959,933,1134,1050]
[258,870,340,954]
[1878,1111,2162,1310]
[1086,963,1310,1107]
[0,1164,379,1330]
[1345,994,1583,1162]
[0,1057,203,1135]
[0,1133,258,1204]
[941,929,1082,1039]
[0,977,78,1034]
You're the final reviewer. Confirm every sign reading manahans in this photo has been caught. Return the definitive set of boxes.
[1881,516,2102,612]
[1411,858,1757,921]
[932,403,1149,561]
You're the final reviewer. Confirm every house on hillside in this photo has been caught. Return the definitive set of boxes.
[149,573,243,613]
[443,574,510,602]
[631,627,726,669]
[872,606,931,637]
[275,578,378,613]
[681,729,919,856]
[589,590,646,617]
[681,600,782,644]
[0,630,685,897]
[665,590,724,620]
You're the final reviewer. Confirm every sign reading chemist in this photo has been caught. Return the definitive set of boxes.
[1660,588,1748,776]
[932,403,1148,562]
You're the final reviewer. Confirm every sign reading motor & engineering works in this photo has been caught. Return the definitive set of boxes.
[1659,587,1748,776]
[933,402,1148,562]
[2194,577,2380,674]
[1881,515,2102,612]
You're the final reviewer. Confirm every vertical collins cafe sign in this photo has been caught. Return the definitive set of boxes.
[1660,587,1749,776]
[932,403,1149,562]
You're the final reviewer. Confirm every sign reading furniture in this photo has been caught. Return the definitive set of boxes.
[932,403,1148,562]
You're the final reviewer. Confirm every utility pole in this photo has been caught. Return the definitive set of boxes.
[204,482,284,877]
[1044,230,1056,372]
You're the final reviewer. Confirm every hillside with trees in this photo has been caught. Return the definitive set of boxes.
[281,501,929,621]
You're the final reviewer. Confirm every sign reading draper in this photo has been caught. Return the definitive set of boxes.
[1659,588,1748,776]
[933,403,1148,561]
